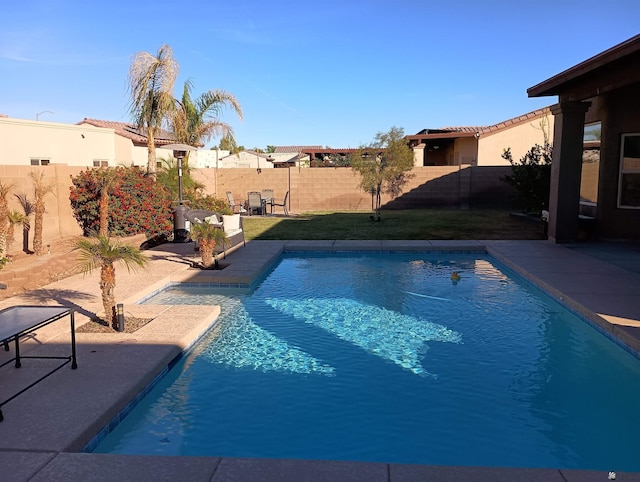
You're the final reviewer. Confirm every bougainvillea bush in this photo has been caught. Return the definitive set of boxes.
[70,166,173,238]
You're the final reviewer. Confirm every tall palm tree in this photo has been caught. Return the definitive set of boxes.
[0,181,14,258]
[170,79,243,149]
[128,44,179,180]
[15,192,34,253]
[29,171,54,256]
[73,236,148,329]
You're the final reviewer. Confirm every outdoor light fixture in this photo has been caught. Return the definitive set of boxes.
[163,143,196,243]
[116,303,125,332]
[173,149,186,205]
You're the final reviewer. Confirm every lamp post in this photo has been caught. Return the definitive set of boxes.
[163,143,196,242]
[174,149,186,205]
[35,110,54,121]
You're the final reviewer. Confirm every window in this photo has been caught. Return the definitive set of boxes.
[581,122,601,203]
[93,160,109,167]
[30,158,50,166]
[618,133,640,208]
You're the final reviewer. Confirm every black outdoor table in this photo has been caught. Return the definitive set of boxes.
[0,305,77,421]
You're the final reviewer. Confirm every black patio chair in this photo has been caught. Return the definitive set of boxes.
[247,191,265,215]
[271,191,289,216]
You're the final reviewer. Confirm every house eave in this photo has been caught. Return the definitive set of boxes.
[528,34,640,98]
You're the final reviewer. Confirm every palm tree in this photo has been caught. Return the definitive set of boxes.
[6,210,27,257]
[156,155,205,203]
[128,44,179,180]
[93,167,118,237]
[73,236,148,329]
[0,181,14,258]
[29,171,54,256]
[170,79,243,150]
[15,192,34,253]
[189,222,228,269]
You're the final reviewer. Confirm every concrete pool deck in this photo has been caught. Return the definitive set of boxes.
[1,239,639,481]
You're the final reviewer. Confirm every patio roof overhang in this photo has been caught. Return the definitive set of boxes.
[528,34,640,101]
[405,131,477,142]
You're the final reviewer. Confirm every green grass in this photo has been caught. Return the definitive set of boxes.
[242,209,545,241]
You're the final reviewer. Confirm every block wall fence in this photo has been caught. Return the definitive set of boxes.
[0,165,515,254]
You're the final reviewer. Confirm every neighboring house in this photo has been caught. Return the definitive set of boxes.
[219,151,276,169]
[406,107,554,167]
[528,34,640,243]
[274,146,360,167]
[79,118,175,167]
[0,116,116,167]
[0,116,225,169]
[80,119,229,168]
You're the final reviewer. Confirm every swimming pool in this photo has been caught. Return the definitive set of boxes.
[92,252,640,471]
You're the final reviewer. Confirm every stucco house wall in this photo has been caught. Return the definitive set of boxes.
[0,117,115,167]
[477,114,554,166]
[219,151,275,169]
[409,108,554,167]
[454,137,478,166]
[589,83,640,239]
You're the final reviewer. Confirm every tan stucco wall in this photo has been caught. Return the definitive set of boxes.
[581,161,599,203]
[454,137,478,165]
[477,114,554,166]
[0,117,116,167]
[0,165,84,255]
[589,83,640,239]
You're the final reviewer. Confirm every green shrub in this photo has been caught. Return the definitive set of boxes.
[190,194,233,215]
[501,143,552,214]
[70,166,173,238]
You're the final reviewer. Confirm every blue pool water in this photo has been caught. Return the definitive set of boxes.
[93,252,640,471]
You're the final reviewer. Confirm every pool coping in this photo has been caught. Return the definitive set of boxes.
[1,239,638,481]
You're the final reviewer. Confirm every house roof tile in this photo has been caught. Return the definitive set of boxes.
[274,145,324,153]
[78,118,175,145]
[409,106,552,140]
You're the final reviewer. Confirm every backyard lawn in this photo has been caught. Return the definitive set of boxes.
[241,209,546,241]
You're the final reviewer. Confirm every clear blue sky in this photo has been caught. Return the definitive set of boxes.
[1,0,638,149]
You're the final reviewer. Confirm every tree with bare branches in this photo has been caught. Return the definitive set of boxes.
[351,127,414,221]
[128,44,179,180]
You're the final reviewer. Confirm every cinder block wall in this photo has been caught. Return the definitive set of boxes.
[0,165,514,253]
[201,166,514,212]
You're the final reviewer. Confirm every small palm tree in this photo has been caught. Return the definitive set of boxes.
[156,155,205,203]
[29,171,55,256]
[6,210,27,256]
[0,181,15,258]
[189,223,228,269]
[15,192,34,253]
[73,236,148,330]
